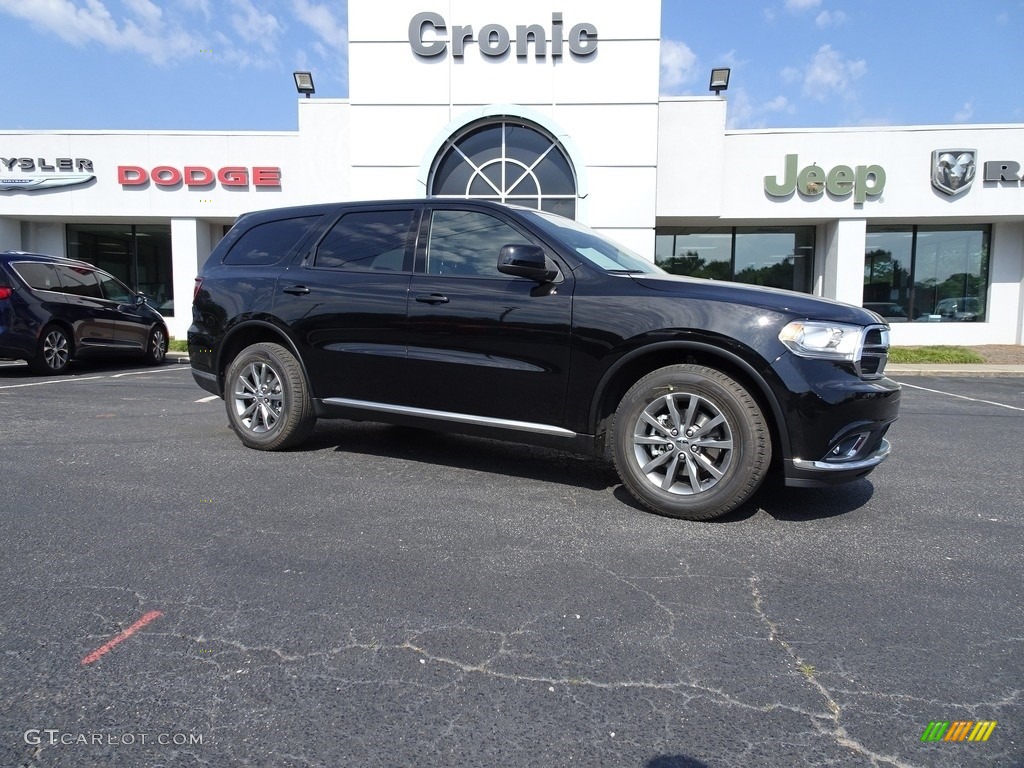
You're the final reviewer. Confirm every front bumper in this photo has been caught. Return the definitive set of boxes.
[785,437,893,487]
[771,353,901,488]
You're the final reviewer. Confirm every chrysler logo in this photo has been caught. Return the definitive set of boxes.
[0,173,95,192]
[931,149,976,197]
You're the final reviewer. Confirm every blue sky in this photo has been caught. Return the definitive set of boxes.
[1,0,1021,132]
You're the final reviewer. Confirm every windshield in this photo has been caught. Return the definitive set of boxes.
[523,210,664,275]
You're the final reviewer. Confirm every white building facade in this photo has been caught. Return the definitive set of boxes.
[2,0,1022,344]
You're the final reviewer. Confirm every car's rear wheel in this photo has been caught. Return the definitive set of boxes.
[29,324,72,375]
[144,326,167,365]
[225,342,315,450]
[612,364,771,521]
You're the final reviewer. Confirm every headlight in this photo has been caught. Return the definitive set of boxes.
[778,321,865,361]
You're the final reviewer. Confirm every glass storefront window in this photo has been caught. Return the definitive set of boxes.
[656,226,815,293]
[864,225,989,322]
[66,224,174,315]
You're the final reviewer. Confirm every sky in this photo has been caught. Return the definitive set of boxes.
[0,0,1021,132]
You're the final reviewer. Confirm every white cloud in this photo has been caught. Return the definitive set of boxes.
[180,0,212,22]
[815,10,848,27]
[785,0,822,11]
[660,39,699,92]
[229,0,281,53]
[0,0,200,64]
[292,0,347,52]
[801,44,866,101]
[725,88,793,129]
[124,0,162,32]
[954,101,974,122]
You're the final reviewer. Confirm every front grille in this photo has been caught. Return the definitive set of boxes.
[857,325,890,379]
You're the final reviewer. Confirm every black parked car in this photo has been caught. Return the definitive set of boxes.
[189,200,900,521]
[0,251,168,374]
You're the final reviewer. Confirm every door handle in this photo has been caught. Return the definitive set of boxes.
[282,285,311,296]
[415,293,450,305]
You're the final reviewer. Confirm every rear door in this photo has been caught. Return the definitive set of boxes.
[273,205,418,403]
[52,264,122,349]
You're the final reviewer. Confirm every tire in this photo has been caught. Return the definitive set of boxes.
[612,364,771,521]
[224,342,316,450]
[29,324,73,375]
[144,326,168,365]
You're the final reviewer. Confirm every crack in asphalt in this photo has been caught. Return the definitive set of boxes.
[748,576,922,768]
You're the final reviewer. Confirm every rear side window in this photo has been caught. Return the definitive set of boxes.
[223,216,322,266]
[11,262,60,291]
[314,210,415,271]
[55,265,102,298]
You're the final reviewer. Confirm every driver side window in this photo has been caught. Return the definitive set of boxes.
[426,210,529,277]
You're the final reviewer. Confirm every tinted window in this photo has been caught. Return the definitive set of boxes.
[55,265,102,298]
[426,210,528,277]
[223,216,322,266]
[98,273,134,303]
[12,262,61,291]
[315,210,415,271]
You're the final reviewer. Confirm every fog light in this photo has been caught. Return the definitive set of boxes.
[828,432,869,461]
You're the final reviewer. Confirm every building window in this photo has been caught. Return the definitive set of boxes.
[67,224,174,315]
[429,119,577,219]
[655,226,815,294]
[864,225,989,322]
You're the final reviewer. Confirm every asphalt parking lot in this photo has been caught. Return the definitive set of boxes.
[0,359,1021,768]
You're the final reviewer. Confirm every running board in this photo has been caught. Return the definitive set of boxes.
[321,397,577,438]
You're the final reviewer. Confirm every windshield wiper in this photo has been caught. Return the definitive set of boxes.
[606,269,647,274]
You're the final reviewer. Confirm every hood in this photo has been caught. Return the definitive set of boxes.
[631,272,883,326]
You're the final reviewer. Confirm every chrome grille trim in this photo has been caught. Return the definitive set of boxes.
[856,325,890,379]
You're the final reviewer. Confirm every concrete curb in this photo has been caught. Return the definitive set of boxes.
[887,364,1024,377]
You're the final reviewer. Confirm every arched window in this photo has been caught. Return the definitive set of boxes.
[429,119,577,218]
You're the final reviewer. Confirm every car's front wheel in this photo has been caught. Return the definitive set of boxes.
[144,326,167,365]
[612,364,771,521]
[29,324,73,375]
[224,342,315,450]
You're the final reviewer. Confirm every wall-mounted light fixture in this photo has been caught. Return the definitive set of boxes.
[293,71,315,98]
[709,68,731,96]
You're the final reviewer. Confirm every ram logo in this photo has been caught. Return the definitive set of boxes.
[932,149,977,197]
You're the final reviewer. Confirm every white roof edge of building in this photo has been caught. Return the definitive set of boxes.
[0,129,300,137]
[723,122,1024,136]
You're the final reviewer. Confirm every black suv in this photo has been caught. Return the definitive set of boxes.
[189,200,900,520]
[0,251,169,374]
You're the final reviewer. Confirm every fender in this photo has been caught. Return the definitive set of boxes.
[589,339,793,462]
[215,318,315,398]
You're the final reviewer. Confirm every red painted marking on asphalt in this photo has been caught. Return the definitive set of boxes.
[81,611,163,665]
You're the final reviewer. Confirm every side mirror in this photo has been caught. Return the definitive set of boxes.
[497,244,557,282]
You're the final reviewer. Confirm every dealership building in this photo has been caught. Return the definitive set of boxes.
[2,0,1022,344]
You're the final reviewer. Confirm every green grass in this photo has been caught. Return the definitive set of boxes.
[889,346,986,364]
[168,339,189,352]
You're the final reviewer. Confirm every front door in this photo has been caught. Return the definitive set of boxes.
[404,207,573,429]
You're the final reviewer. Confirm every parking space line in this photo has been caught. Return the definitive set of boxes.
[81,610,164,665]
[0,376,104,390]
[112,368,192,378]
[0,367,192,389]
[899,382,1024,412]
[195,395,219,403]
